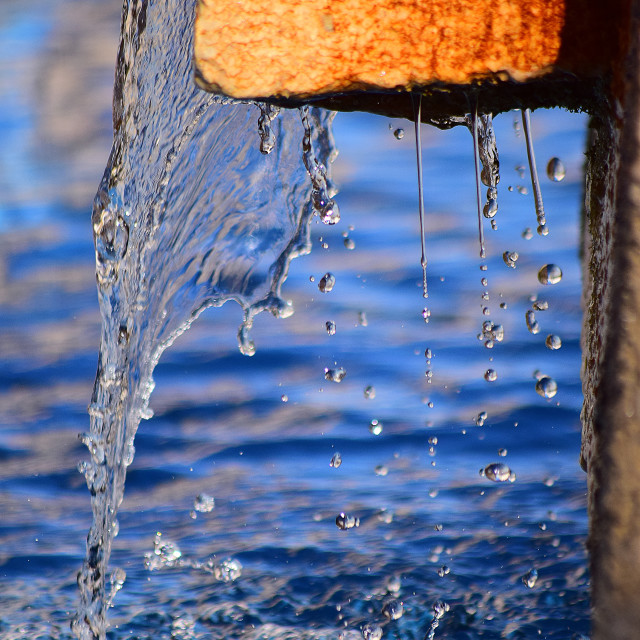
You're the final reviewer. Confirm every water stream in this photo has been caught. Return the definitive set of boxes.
[0,0,589,638]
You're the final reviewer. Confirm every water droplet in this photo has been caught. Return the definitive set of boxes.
[533,299,549,311]
[382,599,404,620]
[433,600,450,619]
[344,237,355,250]
[546,157,566,182]
[358,311,368,326]
[484,369,497,382]
[481,277,488,287]
[377,509,394,524]
[428,436,438,445]
[537,223,549,236]
[476,411,487,426]
[422,307,431,322]
[374,464,388,476]
[362,623,382,640]
[517,185,529,195]
[193,493,215,513]
[369,419,383,435]
[522,568,538,588]
[525,309,540,334]
[326,320,336,335]
[330,452,342,468]
[483,199,498,219]
[503,251,518,268]
[364,385,376,399]
[437,565,450,577]
[324,367,346,383]
[336,512,360,530]
[482,321,504,343]
[546,334,562,350]
[538,264,562,285]
[318,272,336,292]
[522,227,533,239]
[393,128,405,140]
[425,347,433,360]
[281,394,288,402]
[535,376,558,398]
[498,448,507,457]
[483,462,512,482]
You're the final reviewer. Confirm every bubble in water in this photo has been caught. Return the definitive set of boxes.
[538,264,562,285]
[362,623,382,640]
[326,320,336,335]
[535,376,558,398]
[476,411,487,426]
[484,369,497,382]
[503,251,518,268]
[318,272,336,292]
[522,568,539,588]
[525,309,540,334]
[336,512,360,530]
[483,462,512,482]
[364,385,376,399]
[193,493,215,513]
[369,419,383,435]
[546,157,566,182]
[325,367,346,383]
[546,334,562,350]
[393,128,405,140]
[382,599,404,620]
[330,452,342,468]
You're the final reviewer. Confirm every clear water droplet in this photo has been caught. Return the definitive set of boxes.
[422,307,431,322]
[344,237,355,250]
[503,251,519,268]
[393,128,405,140]
[207,557,243,582]
[546,157,566,182]
[358,311,368,326]
[326,320,336,335]
[330,452,342,468]
[546,334,562,350]
[498,448,507,457]
[522,227,533,239]
[364,385,376,399]
[336,512,360,530]
[374,464,388,476]
[525,309,540,334]
[538,264,562,285]
[533,299,549,311]
[382,599,404,620]
[484,462,512,482]
[193,493,215,513]
[324,367,346,383]
[535,376,558,398]
[476,411,487,426]
[318,272,336,292]
[484,369,497,382]
[369,419,383,435]
[362,623,382,640]
[437,565,450,577]
[522,568,538,588]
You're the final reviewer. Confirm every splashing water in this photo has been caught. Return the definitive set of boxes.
[73,1,337,636]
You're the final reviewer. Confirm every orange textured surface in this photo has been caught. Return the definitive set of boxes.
[194,0,566,99]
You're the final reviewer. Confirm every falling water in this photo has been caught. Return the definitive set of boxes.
[471,105,486,259]
[521,108,547,234]
[413,94,428,299]
[73,0,337,636]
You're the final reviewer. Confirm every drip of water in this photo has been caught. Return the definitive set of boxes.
[471,104,486,259]
[413,94,428,299]
[73,1,337,637]
[521,109,547,235]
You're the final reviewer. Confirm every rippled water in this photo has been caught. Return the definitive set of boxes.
[1,0,589,638]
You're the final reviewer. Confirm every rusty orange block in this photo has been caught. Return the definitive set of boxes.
[194,0,626,106]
